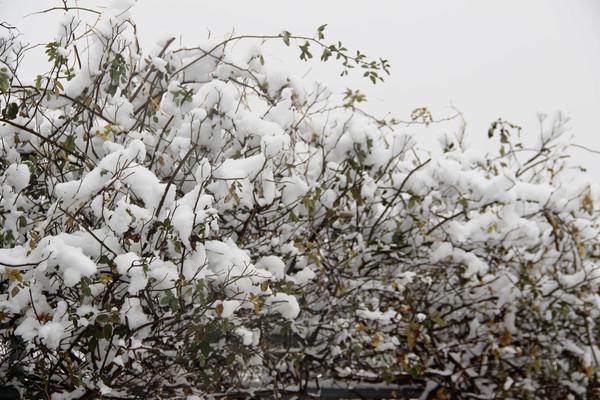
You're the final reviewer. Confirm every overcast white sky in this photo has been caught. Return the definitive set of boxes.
[3,0,600,177]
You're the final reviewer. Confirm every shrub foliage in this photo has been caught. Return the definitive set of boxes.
[0,3,599,399]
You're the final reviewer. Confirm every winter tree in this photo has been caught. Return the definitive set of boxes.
[0,2,599,399]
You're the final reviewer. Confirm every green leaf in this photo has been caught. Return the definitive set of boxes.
[103,324,113,339]
[0,68,10,93]
[281,31,291,46]
[63,135,76,152]
[407,195,421,209]
[409,366,420,379]
[299,41,312,61]
[3,102,18,120]
[429,309,446,327]
[160,293,172,306]
[199,340,211,357]
[80,277,92,297]
[488,121,497,138]
[317,24,327,40]
[302,195,315,215]
[321,48,332,62]
[96,314,109,324]
[4,230,14,244]
[406,323,418,350]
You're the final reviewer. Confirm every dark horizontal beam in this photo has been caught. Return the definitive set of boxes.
[214,382,425,399]
[304,384,424,399]
[0,387,19,400]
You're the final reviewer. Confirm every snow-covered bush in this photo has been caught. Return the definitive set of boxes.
[1,3,599,399]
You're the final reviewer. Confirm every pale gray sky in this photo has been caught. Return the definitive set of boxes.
[3,0,600,176]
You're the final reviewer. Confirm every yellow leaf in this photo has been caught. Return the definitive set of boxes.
[53,79,62,95]
[260,281,269,292]
[99,272,112,285]
[499,328,512,347]
[577,242,586,258]
[6,268,23,283]
[371,334,382,347]
[66,216,76,229]
[149,96,161,112]
[249,293,261,315]
[406,323,419,350]
[435,387,447,400]
[582,188,594,215]
[215,302,224,318]
[37,312,53,323]
[29,230,40,250]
